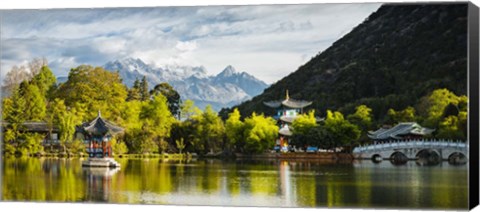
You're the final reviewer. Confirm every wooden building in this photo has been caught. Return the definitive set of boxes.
[1,121,60,146]
[368,122,435,142]
[77,111,124,158]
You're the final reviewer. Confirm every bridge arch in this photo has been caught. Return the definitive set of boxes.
[353,139,468,163]
[390,151,408,165]
[416,149,441,165]
[448,152,467,165]
[371,154,383,163]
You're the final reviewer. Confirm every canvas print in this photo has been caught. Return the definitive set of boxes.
[0,2,478,210]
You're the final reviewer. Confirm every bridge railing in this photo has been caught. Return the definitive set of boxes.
[353,139,468,153]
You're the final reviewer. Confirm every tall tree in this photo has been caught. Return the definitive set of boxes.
[418,88,465,128]
[192,105,225,154]
[140,76,149,101]
[150,83,182,118]
[180,99,202,120]
[291,110,317,148]
[50,99,82,153]
[140,93,176,153]
[292,110,317,135]
[127,77,141,101]
[347,105,373,130]
[31,65,57,100]
[225,108,244,151]
[54,65,128,121]
[242,113,278,154]
[22,83,47,121]
[324,110,360,150]
[387,106,416,124]
[27,57,48,78]
[2,65,30,95]
[2,88,27,144]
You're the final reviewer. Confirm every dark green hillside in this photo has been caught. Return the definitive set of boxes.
[226,3,468,121]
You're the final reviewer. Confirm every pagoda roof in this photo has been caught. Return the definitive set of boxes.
[368,122,435,140]
[81,111,124,136]
[263,101,282,108]
[263,90,312,109]
[279,116,297,123]
[279,125,292,136]
[281,98,312,109]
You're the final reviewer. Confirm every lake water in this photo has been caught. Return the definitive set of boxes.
[1,157,468,209]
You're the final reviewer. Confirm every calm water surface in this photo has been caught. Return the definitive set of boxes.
[1,157,468,209]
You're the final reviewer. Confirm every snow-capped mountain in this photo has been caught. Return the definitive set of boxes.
[103,58,269,111]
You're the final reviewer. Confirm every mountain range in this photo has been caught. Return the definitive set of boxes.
[227,3,468,121]
[102,58,269,111]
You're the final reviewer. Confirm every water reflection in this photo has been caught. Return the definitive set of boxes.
[2,157,468,209]
[83,167,120,202]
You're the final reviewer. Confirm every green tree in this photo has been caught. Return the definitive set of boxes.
[242,113,278,154]
[291,111,317,148]
[169,120,197,153]
[127,78,141,101]
[2,65,30,95]
[292,110,317,134]
[31,65,57,100]
[54,65,128,122]
[436,115,465,140]
[387,106,416,124]
[123,128,154,154]
[192,105,225,154]
[67,139,86,155]
[17,133,44,156]
[119,100,144,131]
[225,108,244,151]
[306,126,336,150]
[22,83,47,121]
[50,99,82,153]
[111,137,128,155]
[150,83,182,119]
[347,105,373,131]
[347,105,373,143]
[418,88,465,128]
[140,76,149,101]
[175,138,186,154]
[180,99,202,120]
[140,93,176,153]
[324,110,360,151]
[2,87,27,144]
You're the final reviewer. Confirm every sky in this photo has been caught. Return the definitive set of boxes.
[1,3,381,84]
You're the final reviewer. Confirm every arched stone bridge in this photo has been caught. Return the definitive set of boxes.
[353,139,468,163]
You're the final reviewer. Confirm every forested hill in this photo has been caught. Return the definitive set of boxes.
[227,3,468,121]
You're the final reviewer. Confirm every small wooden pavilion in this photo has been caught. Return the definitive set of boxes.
[80,111,123,167]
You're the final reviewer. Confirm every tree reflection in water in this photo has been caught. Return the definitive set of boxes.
[1,157,468,209]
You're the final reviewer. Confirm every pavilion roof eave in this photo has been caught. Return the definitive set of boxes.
[263,101,282,108]
[281,99,312,109]
[279,126,292,136]
[83,116,124,136]
[368,122,435,140]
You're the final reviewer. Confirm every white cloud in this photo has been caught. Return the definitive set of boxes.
[176,41,197,52]
[1,3,381,83]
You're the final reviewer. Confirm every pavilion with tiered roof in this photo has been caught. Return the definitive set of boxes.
[263,90,313,150]
[79,111,123,167]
